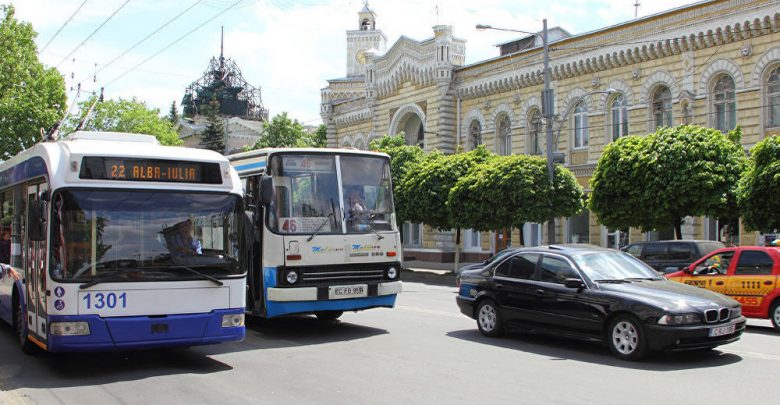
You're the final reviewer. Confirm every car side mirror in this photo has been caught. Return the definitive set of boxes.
[683,266,692,275]
[564,278,585,289]
[259,175,275,207]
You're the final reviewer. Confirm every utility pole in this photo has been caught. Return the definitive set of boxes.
[541,19,556,245]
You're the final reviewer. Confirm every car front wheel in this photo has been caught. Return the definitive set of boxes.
[476,299,504,337]
[770,301,780,332]
[608,314,648,361]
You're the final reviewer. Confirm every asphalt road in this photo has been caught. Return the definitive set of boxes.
[1,279,780,405]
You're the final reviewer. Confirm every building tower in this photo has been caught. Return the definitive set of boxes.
[346,2,387,78]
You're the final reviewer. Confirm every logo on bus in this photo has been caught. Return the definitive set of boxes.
[54,286,65,297]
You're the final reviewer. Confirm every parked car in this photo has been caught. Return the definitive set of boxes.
[622,240,726,273]
[667,246,780,332]
[456,248,519,275]
[456,244,745,361]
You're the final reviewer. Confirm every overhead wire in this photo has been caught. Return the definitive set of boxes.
[39,0,88,54]
[56,0,131,68]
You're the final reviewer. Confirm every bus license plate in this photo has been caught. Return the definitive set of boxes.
[709,322,736,337]
[329,284,367,299]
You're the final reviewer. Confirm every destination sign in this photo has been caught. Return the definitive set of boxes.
[79,157,222,184]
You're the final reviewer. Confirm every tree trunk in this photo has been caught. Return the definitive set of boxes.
[519,223,525,246]
[454,228,461,274]
[674,218,683,240]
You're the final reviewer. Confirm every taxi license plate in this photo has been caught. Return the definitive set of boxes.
[709,323,736,337]
[329,284,367,299]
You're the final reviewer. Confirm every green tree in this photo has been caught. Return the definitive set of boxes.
[66,96,182,146]
[449,155,583,244]
[248,112,315,149]
[369,134,425,225]
[739,135,780,233]
[589,125,746,239]
[199,99,225,153]
[0,5,66,159]
[168,100,179,125]
[303,124,327,148]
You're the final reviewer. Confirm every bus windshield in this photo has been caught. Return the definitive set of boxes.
[50,190,243,282]
[268,154,394,235]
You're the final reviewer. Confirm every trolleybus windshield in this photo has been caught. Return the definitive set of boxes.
[49,190,244,282]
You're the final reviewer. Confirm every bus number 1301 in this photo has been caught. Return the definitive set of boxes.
[83,292,127,309]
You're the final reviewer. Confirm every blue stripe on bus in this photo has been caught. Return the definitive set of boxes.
[234,161,266,171]
[264,294,397,318]
[45,309,245,352]
[0,157,48,189]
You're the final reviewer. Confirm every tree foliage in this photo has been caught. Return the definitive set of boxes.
[0,5,66,159]
[199,99,225,153]
[66,96,182,146]
[738,135,780,232]
[589,125,746,238]
[248,112,322,149]
[399,146,495,230]
[306,124,327,148]
[449,155,583,232]
[369,134,425,225]
[168,100,179,125]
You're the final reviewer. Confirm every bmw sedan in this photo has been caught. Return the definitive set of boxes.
[456,245,746,361]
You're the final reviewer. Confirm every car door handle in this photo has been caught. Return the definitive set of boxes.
[535,289,546,296]
[765,280,774,286]
[715,281,724,286]
[495,284,504,290]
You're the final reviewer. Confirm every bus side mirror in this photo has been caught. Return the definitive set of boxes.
[259,175,275,207]
[28,200,46,241]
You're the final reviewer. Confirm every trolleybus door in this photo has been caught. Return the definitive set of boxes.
[25,184,48,342]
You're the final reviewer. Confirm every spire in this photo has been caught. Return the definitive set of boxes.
[219,26,225,70]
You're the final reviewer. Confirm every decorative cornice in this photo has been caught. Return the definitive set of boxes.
[333,108,372,128]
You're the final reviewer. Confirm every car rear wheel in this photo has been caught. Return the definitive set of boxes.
[476,299,504,337]
[608,314,648,361]
[770,301,780,332]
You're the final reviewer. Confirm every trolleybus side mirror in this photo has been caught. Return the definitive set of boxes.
[28,200,46,241]
[259,175,275,207]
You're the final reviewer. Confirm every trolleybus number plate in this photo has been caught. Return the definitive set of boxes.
[329,284,367,299]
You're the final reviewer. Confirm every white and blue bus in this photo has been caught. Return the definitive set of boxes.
[228,148,402,320]
[0,132,246,353]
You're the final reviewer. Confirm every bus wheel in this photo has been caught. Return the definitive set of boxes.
[315,311,343,322]
[14,300,37,355]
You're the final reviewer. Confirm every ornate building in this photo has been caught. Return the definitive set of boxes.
[322,0,780,262]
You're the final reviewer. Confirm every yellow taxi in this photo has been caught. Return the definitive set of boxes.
[667,246,780,331]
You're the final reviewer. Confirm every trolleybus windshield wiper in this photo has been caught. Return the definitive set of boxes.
[79,270,133,289]
[166,265,224,286]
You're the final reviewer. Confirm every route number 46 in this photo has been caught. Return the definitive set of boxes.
[281,219,299,232]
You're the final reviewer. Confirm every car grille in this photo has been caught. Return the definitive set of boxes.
[704,308,731,323]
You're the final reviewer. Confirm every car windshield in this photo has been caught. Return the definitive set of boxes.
[571,251,663,280]
[50,189,243,282]
[698,241,727,256]
[487,249,517,265]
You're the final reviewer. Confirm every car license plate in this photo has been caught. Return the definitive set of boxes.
[329,284,367,299]
[709,322,736,337]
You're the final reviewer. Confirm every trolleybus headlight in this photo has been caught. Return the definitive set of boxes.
[286,270,299,284]
[386,267,398,280]
[50,321,91,336]
[221,314,245,328]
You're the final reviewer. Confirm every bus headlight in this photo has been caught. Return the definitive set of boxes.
[50,321,91,336]
[386,267,398,280]
[286,270,299,284]
[221,314,245,328]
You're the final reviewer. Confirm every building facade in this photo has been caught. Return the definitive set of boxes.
[322,0,780,262]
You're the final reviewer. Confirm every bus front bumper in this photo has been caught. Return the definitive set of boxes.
[262,281,402,318]
[45,308,245,352]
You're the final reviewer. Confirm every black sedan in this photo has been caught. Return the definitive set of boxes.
[456,245,746,361]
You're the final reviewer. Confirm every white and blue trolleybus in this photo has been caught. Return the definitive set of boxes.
[0,132,247,352]
[228,148,402,320]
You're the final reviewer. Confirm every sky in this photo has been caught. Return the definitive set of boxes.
[11,0,700,126]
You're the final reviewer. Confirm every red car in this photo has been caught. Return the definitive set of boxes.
[667,246,780,331]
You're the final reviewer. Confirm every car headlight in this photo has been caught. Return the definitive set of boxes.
[386,266,398,280]
[730,306,742,319]
[285,270,298,284]
[50,321,91,336]
[221,314,245,328]
[657,313,701,325]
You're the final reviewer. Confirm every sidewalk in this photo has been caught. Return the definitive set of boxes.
[401,260,480,287]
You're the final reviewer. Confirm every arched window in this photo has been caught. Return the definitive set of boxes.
[497,115,511,155]
[713,75,736,132]
[610,94,628,142]
[528,109,543,155]
[767,66,780,128]
[652,86,673,129]
[573,101,588,149]
[416,125,425,149]
[468,120,482,150]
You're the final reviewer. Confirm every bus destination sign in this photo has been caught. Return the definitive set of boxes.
[80,157,222,184]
